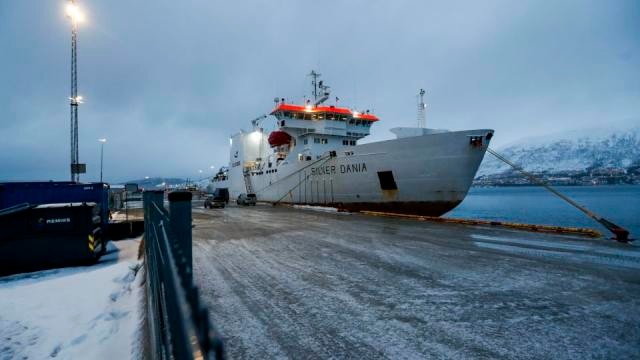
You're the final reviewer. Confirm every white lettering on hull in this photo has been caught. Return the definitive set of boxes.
[310,163,368,176]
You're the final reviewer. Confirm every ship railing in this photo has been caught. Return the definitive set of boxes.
[143,190,225,359]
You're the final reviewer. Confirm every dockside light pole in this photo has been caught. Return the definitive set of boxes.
[66,0,85,182]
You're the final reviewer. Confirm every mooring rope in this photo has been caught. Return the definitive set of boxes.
[486,146,630,241]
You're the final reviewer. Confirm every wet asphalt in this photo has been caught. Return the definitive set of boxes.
[191,203,640,360]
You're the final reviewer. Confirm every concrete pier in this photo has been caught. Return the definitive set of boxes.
[192,203,640,359]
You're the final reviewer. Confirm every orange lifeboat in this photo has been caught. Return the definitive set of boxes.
[268,131,292,148]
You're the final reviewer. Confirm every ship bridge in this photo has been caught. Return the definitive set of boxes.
[270,103,379,146]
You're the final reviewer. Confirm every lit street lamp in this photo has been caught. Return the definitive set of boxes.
[98,138,106,182]
[65,1,85,22]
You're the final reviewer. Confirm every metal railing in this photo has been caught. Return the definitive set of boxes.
[143,190,225,360]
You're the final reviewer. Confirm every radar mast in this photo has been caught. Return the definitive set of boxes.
[417,89,427,128]
[308,70,331,106]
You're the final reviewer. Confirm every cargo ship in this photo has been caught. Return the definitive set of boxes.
[209,72,493,216]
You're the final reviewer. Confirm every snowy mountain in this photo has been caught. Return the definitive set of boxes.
[478,126,640,176]
[119,177,187,188]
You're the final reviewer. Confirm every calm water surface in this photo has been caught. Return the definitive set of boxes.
[447,185,640,240]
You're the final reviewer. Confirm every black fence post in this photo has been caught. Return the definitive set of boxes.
[168,191,193,283]
[143,189,224,359]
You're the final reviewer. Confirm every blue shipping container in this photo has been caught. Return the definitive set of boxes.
[0,182,109,227]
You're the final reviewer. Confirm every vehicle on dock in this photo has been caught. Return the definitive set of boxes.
[209,71,493,216]
[211,188,229,204]
[204,193,226,209]
[236,193,257,206]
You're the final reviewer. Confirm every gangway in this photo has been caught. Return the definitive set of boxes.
[243,169,254,194]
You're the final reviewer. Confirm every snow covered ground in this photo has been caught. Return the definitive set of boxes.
[292,204,350,214]
[192,205,640,359]
[0,238,143,360]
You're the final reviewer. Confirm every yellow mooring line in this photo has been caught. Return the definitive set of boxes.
[360,211,603,238]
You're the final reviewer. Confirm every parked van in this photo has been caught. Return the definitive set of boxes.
[236,193,256,206]
[213,188,229,204]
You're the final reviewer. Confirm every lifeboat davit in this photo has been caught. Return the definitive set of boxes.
[268,131,292,147]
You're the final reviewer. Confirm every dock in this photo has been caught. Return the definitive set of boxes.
[191,203,640,359]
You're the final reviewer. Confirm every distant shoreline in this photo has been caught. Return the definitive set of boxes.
[471,183,640,188]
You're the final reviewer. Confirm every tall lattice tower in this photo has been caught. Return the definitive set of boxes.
[66,0,84,181]
[417,89,426,128]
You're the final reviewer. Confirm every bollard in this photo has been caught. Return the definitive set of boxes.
[168,191,193,283]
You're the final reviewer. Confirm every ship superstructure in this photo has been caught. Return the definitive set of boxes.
[210,72,493,216]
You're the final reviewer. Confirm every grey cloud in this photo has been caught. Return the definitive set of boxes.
[1,0,638,182]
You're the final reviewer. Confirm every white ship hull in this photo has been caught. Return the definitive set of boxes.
[212,129,492,216]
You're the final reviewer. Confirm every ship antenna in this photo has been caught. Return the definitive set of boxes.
[308,70,321,103]
[417,88,427,128]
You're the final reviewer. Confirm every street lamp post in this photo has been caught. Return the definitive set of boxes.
[98,138,106,182]
[66,1,85,182]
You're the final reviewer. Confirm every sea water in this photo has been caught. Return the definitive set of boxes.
[447,185,640,240]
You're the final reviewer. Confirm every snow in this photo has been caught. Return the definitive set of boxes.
[478,125,640,176]
[292,204,351,214]
[0,238,143,360]
[192,205,640,359]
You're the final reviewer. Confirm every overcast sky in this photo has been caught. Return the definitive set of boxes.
[1,0,638,182]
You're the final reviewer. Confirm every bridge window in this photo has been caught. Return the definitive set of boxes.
[321,138,328,144]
